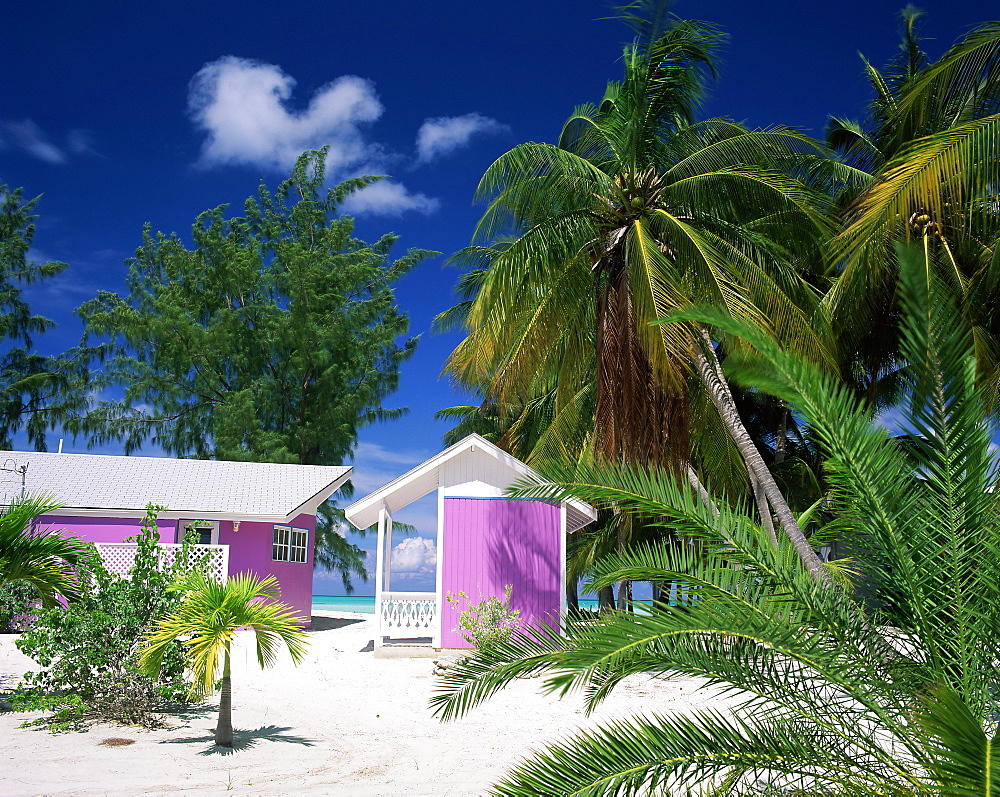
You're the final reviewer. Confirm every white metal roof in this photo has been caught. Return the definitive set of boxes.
[344,434,597,532]
[0,450,352,522]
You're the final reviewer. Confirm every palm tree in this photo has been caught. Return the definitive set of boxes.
[828,13,1000,411]
[432,248,1000,794]
[444,3,835,577]
[139,571,309,747]
[0,494,87,605]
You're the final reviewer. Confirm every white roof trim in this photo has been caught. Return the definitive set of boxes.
[344,434,597,532]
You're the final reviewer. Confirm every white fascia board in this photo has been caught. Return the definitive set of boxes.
[345,433,598,530]
[43,508,304,522]
[344,437,483,529]
[284,467,353,520]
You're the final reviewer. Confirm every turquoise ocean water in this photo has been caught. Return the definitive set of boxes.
[312,596,603,614]
[312,595,377,614]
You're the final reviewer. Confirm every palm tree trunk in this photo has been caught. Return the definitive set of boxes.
[616,579,631,612]
[693,327,830,584]
[685,465,718,516]
[615,522,631,613]
[566,574,579,613]
[594,258,688,470]
[774,401,788,466]
[750,470,779,548]
[215,646,234,747]
[598,585,615,613]
[652,581,670,607]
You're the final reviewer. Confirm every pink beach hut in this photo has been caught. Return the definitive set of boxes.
[344,434,596,650]
[0,450,352,624]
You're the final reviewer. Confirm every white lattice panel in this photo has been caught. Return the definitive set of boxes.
[381,592,437,632]
[94,542,229,582]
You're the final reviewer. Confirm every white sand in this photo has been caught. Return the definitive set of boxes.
[0,611,732,796]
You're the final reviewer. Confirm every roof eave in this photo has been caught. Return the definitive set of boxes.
[344,434,598,530]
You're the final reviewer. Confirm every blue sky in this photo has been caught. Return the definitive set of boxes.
[3,0,996,595]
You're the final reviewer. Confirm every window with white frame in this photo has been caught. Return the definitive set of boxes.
[272,525,308,563]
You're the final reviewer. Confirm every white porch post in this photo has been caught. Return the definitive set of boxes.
[434,486,444,649]
[559,503,567,626]
[384,512,393,593]
[375,507,386,649]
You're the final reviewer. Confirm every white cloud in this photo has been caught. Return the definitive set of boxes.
[0,120,97,164]
[353,441,433,468]
[187,56,439,216]
[339,179,439,216]
[65,129,97,155]
[348,441,436,494]
[415,113,506,163]
[189,56,383,172]
[3,120,66,164]
[390,536,436,579]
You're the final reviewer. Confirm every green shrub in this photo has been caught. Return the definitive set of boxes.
[0,582,40,632]
[445,584,522,650]
[10,694,88,732]
[14,504,212,729]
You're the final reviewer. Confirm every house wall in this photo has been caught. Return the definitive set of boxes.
[221,513,316,624]
[38,512,316,626]
[440,497,561,649]
[39,514,177,543]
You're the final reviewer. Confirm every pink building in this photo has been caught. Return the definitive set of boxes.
[0,451,351,624]
[344,435,596,651]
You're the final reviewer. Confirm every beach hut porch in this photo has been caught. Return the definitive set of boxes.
[374,505,438,646]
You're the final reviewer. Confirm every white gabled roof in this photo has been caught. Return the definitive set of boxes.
[0,451,352,522]
[344,434,597,532]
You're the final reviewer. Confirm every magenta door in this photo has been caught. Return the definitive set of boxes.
[441,497,561,649]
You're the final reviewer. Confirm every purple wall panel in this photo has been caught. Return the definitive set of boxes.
[39,515,177,543]
[221,513,316,624]
[37,512,316,625]
[441,498,561,649]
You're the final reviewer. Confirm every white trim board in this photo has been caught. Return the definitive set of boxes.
[344,434,596,532]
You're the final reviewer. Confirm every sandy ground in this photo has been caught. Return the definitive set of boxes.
[0,610,733,796]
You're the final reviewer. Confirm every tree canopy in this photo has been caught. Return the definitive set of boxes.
[76,150,435,466]
[0,186,82,449]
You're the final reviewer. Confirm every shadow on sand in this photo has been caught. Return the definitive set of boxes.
[309,616,365,632]
[160,724,316,756]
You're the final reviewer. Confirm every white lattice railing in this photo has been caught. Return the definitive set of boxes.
[93,542,230,583]
[380,591,437,635]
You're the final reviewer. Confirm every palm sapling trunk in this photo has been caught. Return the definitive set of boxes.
[215,646,234,747]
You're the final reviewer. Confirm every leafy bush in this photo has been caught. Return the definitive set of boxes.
[14,505,212,729]
[0,582,40,632]
[445,585,521,649]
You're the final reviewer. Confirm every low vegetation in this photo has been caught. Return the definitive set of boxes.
[445,584,522,650]
[0,582,39,633]
[13,506,210,730]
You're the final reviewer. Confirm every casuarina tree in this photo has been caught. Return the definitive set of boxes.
[74,149,437,588]
[0,185,86,448]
